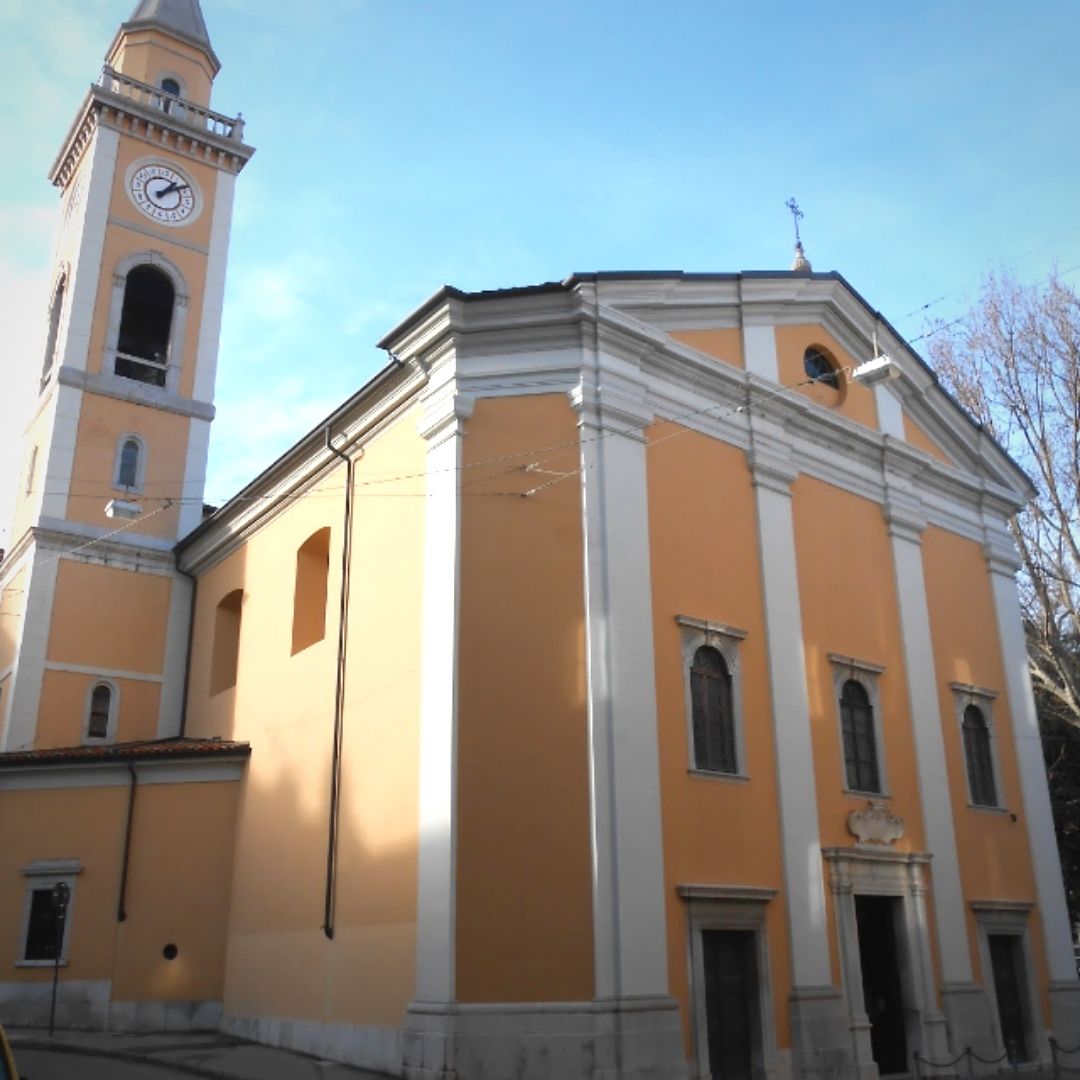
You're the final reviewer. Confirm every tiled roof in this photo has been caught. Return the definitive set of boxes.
[0,737,250,768]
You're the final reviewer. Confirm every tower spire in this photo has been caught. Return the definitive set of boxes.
[125,0,211,48]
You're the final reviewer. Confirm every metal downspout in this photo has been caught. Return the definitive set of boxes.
[323,426,355,940]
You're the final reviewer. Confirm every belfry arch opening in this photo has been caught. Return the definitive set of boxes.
[116,265,174,387]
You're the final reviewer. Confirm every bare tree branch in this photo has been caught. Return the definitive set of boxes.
[927,271,1080,731]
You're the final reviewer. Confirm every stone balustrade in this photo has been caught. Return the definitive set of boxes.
[98,66,245,141]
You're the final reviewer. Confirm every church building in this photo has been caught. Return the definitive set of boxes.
[2,4,1078,1080]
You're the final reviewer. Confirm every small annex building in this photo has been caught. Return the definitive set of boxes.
[2,4,1080,1080]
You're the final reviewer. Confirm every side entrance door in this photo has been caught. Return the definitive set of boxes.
[702,929,762,1080]
[855,895,909,1076]
[988,934,1030,1062]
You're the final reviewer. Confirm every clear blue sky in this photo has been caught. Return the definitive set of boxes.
[2,0,1079,543]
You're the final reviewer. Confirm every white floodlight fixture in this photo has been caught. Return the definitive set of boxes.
[852,355,899,386]
[105,499,142,520]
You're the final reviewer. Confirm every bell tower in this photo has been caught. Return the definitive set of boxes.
[0,0,252,752]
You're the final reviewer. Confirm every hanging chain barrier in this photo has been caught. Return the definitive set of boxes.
[912,1045,1022,1080]
[1050,1037,1080,1080]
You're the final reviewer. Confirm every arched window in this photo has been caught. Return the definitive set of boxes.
[115,265,174,387]
[211,589,243,695]
[160,77,181,114]
[803,345,840,390]
[41,272,66,390]
[86,683,113,741]
[840,679,880,792]
[116,437,142,491]
[292,528,331,655]
[690,645,737,774]
[962,704,998,807]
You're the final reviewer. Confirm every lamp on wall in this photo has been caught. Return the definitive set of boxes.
[105,499,142,520]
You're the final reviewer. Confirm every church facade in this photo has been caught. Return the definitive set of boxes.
[2,4,1078,1080]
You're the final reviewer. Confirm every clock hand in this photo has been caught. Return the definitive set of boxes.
[153,181,190,199]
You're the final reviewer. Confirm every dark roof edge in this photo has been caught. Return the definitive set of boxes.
[0,739,250,769]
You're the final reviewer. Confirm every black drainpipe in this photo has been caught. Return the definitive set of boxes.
[176,563,198,738]
[117,763,138,921]
[323,426,356,940]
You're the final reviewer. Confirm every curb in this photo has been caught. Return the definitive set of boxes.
[10,1036,236,1080]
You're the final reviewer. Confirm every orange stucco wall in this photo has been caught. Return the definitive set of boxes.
[36,669,160,749]
[775,325,879,431]
[0,786,126,984]
[670,328,745,369]
[0,778,239,1006]
[48,560,170,675]
[0,565,29,676]
[185,407,424,1028]
[455,393,594,1004]
[647,422,790,1052]
[107,30,216,108]
[9,406,54,547]
[921,526,1049,1020]
[65,395,190,539]
[111,780,239,1003]
[903,415,955,467]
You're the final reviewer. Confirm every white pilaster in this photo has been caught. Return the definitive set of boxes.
[749,418,852,1080]
[748,421,831,989]
[39,384,84,522]
[178,417,212,539]
[875,385,906,439]
[192,170,235,404]
[1,546,60,752]
[573,360,669,1002]
[412,359,470,1006]
[983,527,1080,1041]
[742,323,779,382]
[886,486,997,1050]
[157,572,193,738]
[61,126,119,374]
[885,486,972,982]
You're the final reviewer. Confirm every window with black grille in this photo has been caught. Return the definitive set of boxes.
[690,645,737,775]
[962,704,998,807]
[87,684,111,740]
[840,679,880,793]
[803,346,840,390]
[24,888,60,961]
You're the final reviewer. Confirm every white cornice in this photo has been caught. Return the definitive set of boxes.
[50,85,253,190]
[0,755,246,791]
[59,366,215,422]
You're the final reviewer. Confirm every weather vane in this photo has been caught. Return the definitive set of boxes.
[785,197,804,245]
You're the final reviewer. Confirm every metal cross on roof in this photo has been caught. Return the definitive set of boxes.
[785,197,804,245]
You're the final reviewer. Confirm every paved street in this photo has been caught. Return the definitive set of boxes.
[6,1031,392,1080]
[15,1047,171,1078]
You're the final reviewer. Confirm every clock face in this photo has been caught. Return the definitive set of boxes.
[129,164,197,225]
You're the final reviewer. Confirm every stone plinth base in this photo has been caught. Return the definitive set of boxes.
[789,986,855,1080]
[402,995,690,1080]
[939,982,996,1063]
[1050,981,1080,1061]
[222,1013,402,1076]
